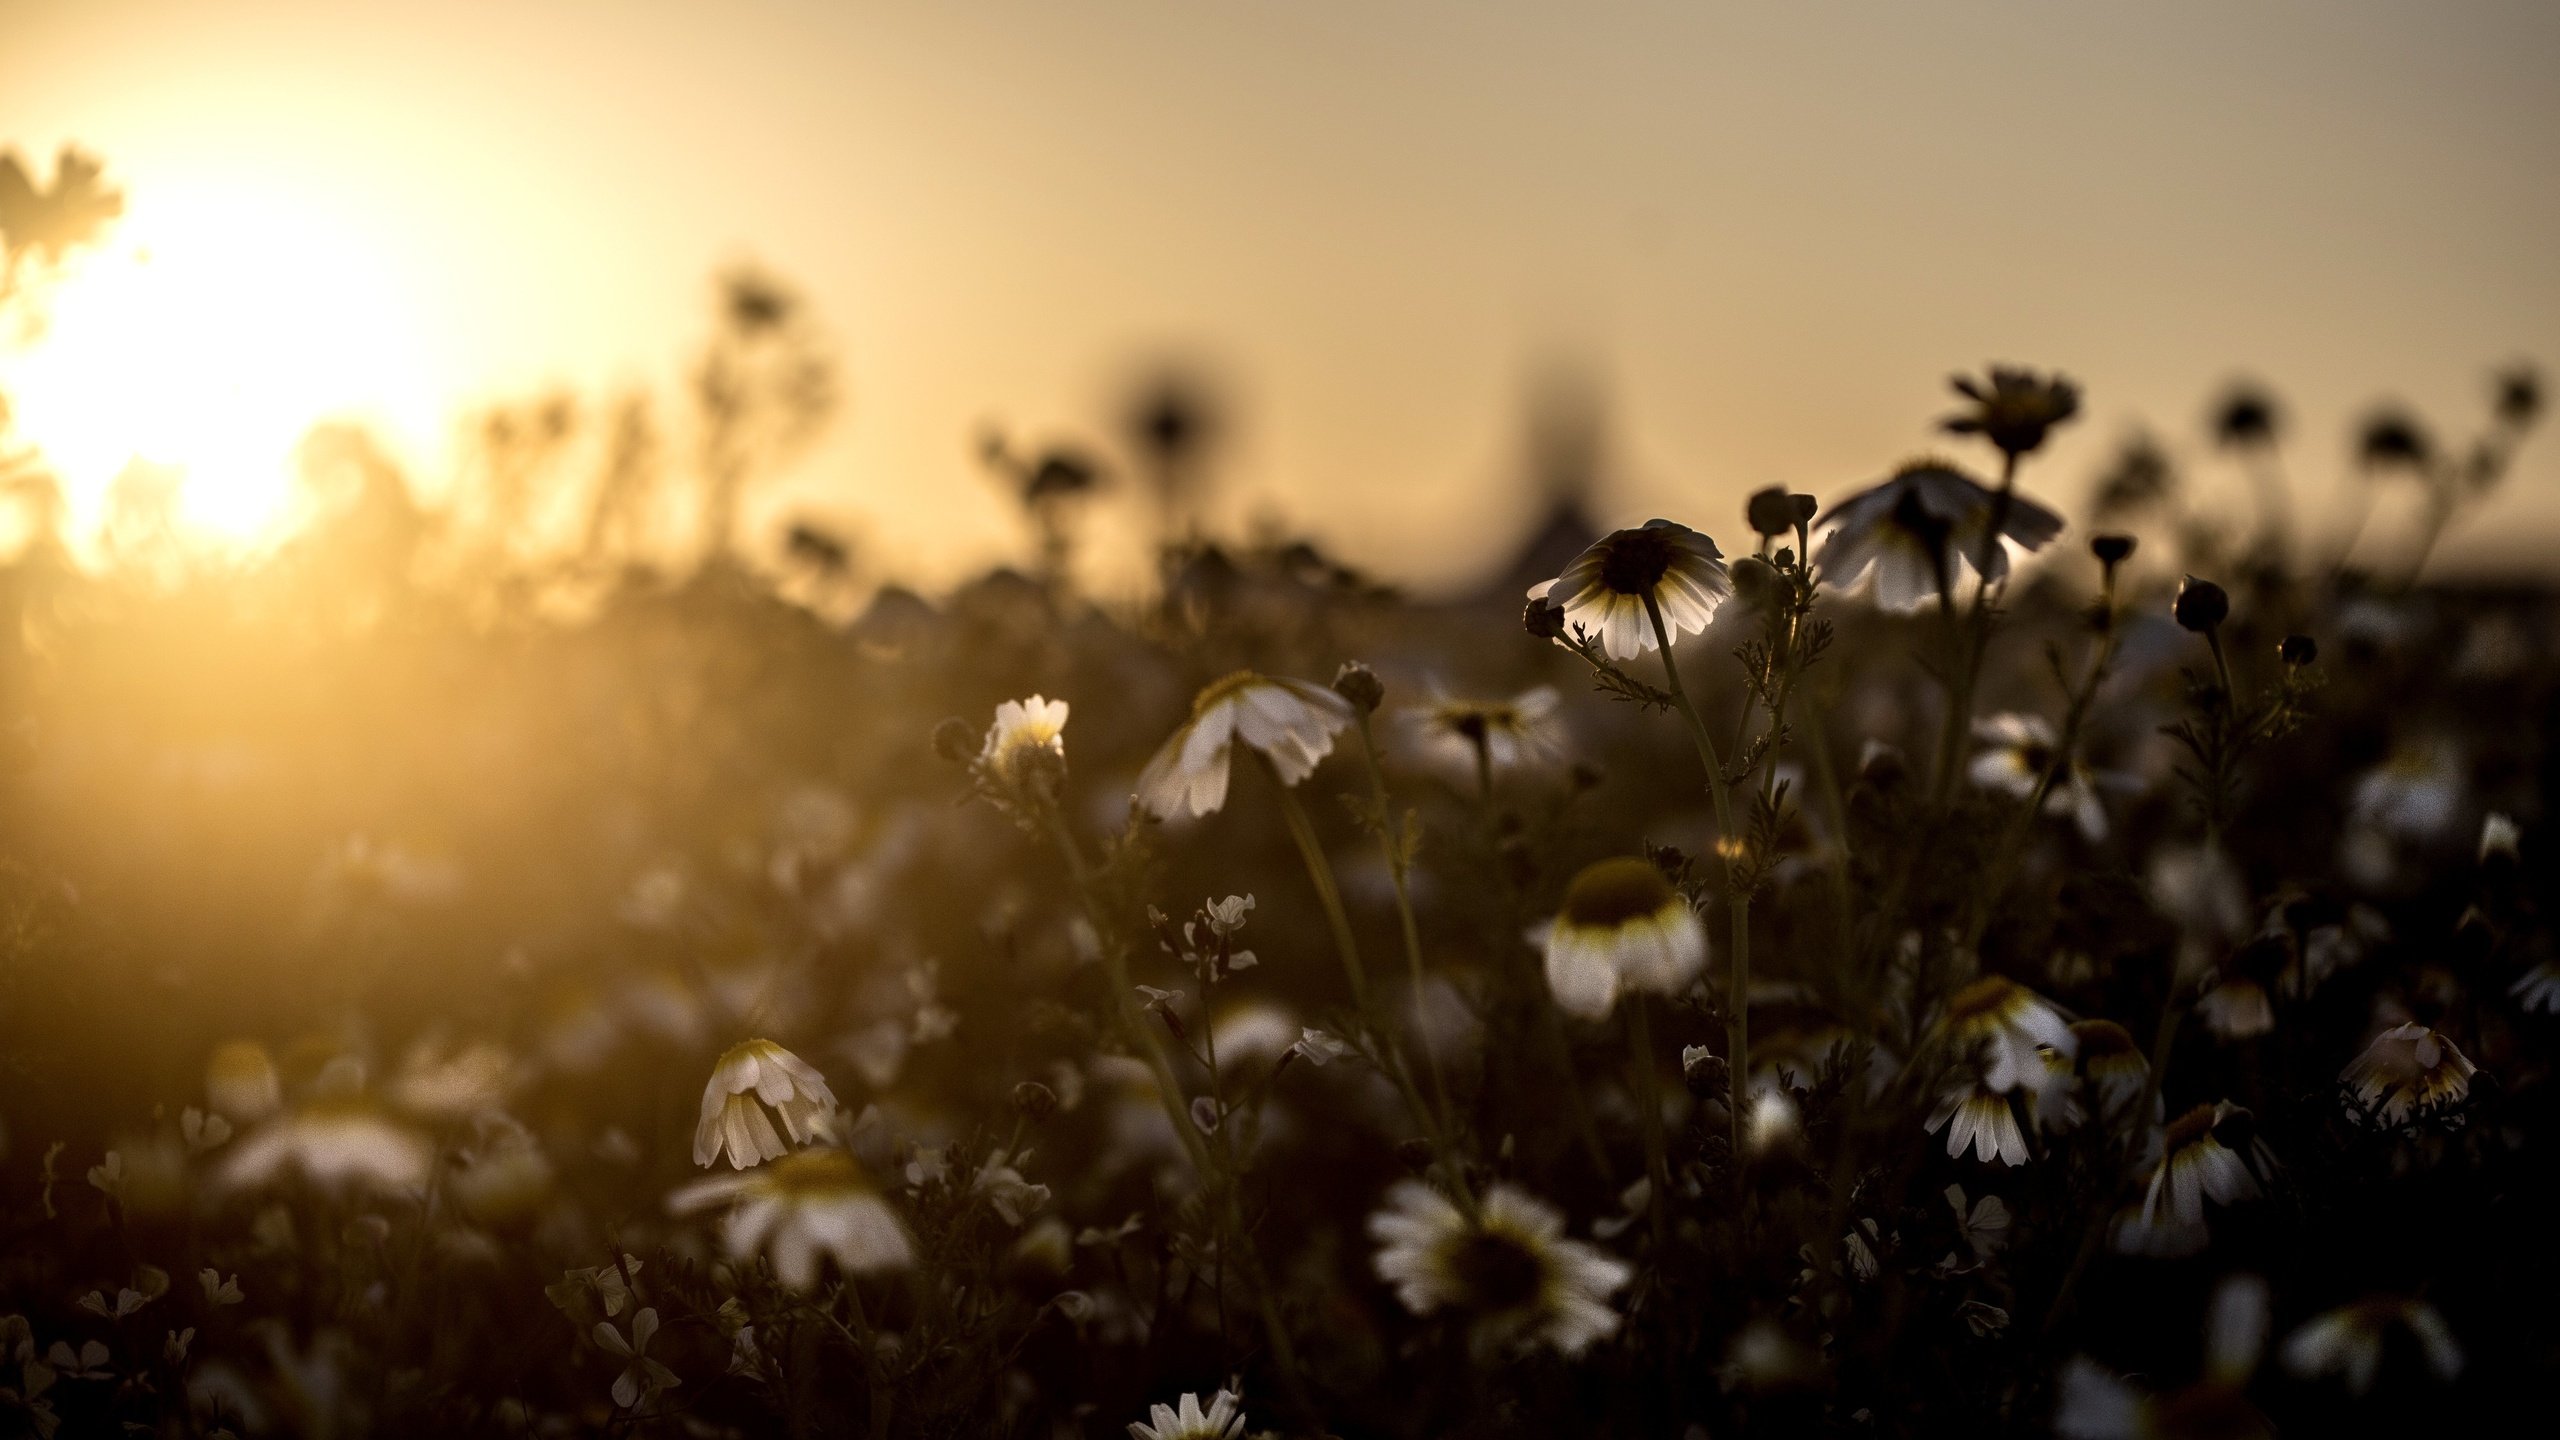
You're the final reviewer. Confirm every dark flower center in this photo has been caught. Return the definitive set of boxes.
[1560,857,1677,928]
[1598,529,1678,595]
[1451,1230,1545,1312]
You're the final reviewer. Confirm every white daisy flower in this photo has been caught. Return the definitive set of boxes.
[218,1098,432,1195]
[1940,975,2075,1093]
[2349,743,2465,842]
[205,1040,284,1123]
[2510,956,2560,1014]
[1126,1387,1247,1440]
[2147,843,2251,985]
[1403,686,1568,777]
[976,694,1069,789]
[669,1147,915,1290]
[1815,461,2063,611]
[1526,518,1733,660]
[1134,671,1356,820]
[2340,1022,2476,1125]
[1967,713,2110,841]
[1368,1180,1631,1357]
[1540,857,1708,1020]
[1926,1080,2031,1167]
[2280,1296,2462,1394]
[2068,1019,2152,1121]
[2114,1104,2257,1257]
[693,1039,840,1170]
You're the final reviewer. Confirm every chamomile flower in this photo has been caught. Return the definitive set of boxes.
[2069,1019,2152,1121]
[1540,857,1708,1020]
[1940,975,2075,1094]
[693,1039,840,1170]
[1134,672,1356,820]
[2510,953,2560,1014]
[669,1146,914,1289]
[2340,1023,2476,1125]
[218,1098,432,1196]
[976,694,1070,793]
[1368,1180,1630,1357]
[205,1040,284,1123]
[1403,686,1568,778]
[1942,366,2082,460]
[2349,743,2466,842]
[2280,1296,2462,1394]
[1816,462,2064,611]
[1525,518,1733,660]
[1927,1081,2032,1166]
[1968,713,2110,841]
[2115,1104,2258,1257]
[1126,1387,1247,1440]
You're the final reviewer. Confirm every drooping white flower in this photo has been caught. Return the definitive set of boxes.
[1368,1180,1631,1357]
[2281,1296,2462,1394]
[669,1147,914,1290]
[218,1099,432,1196]
[1816,462,2064,611]
[1940,975,2075,1093]
[1126,1387,1247,1440]
[1926,1080,2031,1167]
[1134,672,1357,820]
[1540,857,1708,1020]
[2340,1022,2475,1125]
[205,1040,284,1123]
[1526,519,1732,660]
[2068,1019,2153,1121]
[693,1039,840,1170]
[2114,1103,2258,1257]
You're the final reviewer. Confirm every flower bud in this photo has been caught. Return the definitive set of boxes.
[1011,1081,1060,1124]
[1331,661,1385,715]
[1746,486,1797,538]
[2089,533,2135,567]
[2278,634,2317,666]
[1681,1045,1730,1100]
[1790,493,1819,527]
[1523,596,1568,641]
[932,717,979,765]
[1729,556,1779,608]
[2173,575,2229,632]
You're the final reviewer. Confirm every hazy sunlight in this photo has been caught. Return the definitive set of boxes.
[3,180,428,552]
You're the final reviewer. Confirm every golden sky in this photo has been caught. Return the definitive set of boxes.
[3,0,2555,588]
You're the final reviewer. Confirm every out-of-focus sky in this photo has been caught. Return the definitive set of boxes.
[3,0,2555,589]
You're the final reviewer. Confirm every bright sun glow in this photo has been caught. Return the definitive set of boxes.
[2,180,433,558]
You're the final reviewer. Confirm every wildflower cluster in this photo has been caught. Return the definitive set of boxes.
[0,353,2549,1439]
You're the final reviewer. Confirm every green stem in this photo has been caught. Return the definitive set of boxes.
[1354,715,1463,1170]
[1039,809,1311,1407]
[1270,770,1369,1013]
[1642,593,1750,1163]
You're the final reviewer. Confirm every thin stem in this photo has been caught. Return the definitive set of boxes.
[1269,769,1369,1013]
[1354,714,1462,1167]
[1642,593,1751,1163]
[1038,808,1312,1408]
